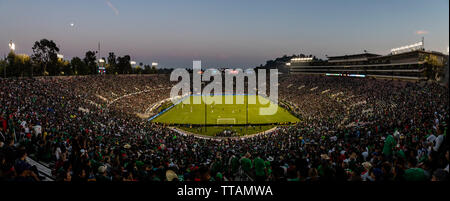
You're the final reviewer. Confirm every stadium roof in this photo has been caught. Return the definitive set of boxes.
[374,49,447,59]
[327,53,381,60]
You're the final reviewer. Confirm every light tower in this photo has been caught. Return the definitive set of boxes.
[8,40,15,52]
[5,40,15,78]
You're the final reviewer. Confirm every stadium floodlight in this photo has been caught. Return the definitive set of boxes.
[152,62,158,66]
[326,73,343,76]
[290,57,313,62]
[348,74,366,78]
[286,63,291,66]
[130,61,136,65]
[390,41,423,55]
[99,59,105,63]
[57,54,64,59]
[8,41,15,51]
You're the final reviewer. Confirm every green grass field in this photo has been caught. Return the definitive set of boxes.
[151,95,299,136]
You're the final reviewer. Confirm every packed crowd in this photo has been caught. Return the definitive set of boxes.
[0,74,448,182]
[215,130,240,138]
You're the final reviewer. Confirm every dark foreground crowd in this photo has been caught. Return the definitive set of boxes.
[0,75,448,182]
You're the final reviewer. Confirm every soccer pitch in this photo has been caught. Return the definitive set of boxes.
[151,95,299,125]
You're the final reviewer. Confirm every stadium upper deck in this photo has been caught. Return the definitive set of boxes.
[289,48,448,81]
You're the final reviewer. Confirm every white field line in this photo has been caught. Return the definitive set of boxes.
[169,126,279,140]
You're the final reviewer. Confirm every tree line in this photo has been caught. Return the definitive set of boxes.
[0,39,159,78]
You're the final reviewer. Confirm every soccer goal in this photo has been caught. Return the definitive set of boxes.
[217,118,236,125]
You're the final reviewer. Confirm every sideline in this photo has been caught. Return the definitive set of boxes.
[168,126,279,141]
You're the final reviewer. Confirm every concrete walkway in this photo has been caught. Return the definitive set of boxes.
[26,157,54,181]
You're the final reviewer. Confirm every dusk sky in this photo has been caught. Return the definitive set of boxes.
[0,0,448,68]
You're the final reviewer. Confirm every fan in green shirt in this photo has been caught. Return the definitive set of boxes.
[382,134,395,157]
[136,160,144,168]
[404,168,427,181]
[240,157,252,173]
[265,161,272,175]
[230,156,240,174]
[211,160,222,176]
[396,149,406,159]
[254,157,266,177]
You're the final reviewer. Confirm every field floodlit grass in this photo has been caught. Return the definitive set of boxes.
[151,95,299,136]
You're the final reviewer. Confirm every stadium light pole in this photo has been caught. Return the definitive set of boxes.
[3,53,5,78]
[6,40,15,78]
[204,93,207,134]
[9,40,15,52]
[246,94,248,136]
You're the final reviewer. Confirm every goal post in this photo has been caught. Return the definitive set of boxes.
[217,118,236,125]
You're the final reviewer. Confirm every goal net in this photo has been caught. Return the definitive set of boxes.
[217,118,236,125]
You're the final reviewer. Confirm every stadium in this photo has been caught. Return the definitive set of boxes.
[1,61,448,181]
[0,1,448,186]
